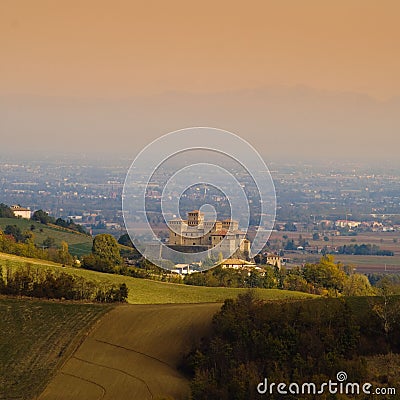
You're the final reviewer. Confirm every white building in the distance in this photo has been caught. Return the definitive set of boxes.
[11,205,31,219]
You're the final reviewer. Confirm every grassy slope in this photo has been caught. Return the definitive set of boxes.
[0,217,92,256]
[0,252,316,304]
[0,298,111,400]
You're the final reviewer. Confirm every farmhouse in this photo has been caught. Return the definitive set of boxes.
[11,205,31,219]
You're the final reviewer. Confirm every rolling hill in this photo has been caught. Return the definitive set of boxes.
[0,252,316,304]
[0,217,93,256]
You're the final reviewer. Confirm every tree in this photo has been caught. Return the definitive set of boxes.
[284,239,296,250]
[4,225,25,242]
[0,203,15,218]
[302,255,347,295]
[343,273,375,296]
[284,222,297,232]
[372,277,400,342]
[92,234,122,264]
[83,234,122,272]
[118,233,133,247]
[57,241,73,265]
[31,210,54,225]
[42,236,56,248]
[283,273,309,292]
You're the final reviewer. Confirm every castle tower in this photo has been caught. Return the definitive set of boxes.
[187,210,204,226]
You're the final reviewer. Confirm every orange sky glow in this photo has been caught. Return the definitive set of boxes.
[1,0,399,100]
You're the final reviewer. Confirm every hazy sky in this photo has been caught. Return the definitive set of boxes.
[1,1,399,161]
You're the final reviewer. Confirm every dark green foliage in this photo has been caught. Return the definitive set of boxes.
[337,243,394,256]
[118,233,133,247]
[31,210,55,225]
[82,253,113,273]
[284,222,297,232]
[82,234,122,273]
[55,217,88,234]
[0,264,128,302]
[0,203,15,218]
[42,236,56,248]
[184,256,351,296]
[184,266,278,289]
[284,239,296,250]
[188,293,400,400]
[95,283,129,303]
[4,225,26,242]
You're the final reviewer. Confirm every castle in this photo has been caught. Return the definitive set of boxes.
[167,210,250,254]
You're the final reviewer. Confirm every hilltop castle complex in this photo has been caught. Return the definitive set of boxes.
[167,210,250,254]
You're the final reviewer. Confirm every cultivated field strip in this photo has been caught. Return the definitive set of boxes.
[0,299,110,400]
[39,303,222,400]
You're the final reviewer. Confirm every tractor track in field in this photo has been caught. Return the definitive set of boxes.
[60,372,107,400]
[72,356,154,399]
[94,338,178,371]
[38,303,221,400]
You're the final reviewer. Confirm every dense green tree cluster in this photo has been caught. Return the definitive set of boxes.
[184,266,279,289]
[82,234,122,272]
[30,209,88,234]
[118,233,133,247]
[0,203,15,218]
[183,256,375,297]
[0,264,128,302]
[337,243,393,256]
[3,225,29,243]
[31,210,54,224]
[54,217,88,234]
[186,292,400,400]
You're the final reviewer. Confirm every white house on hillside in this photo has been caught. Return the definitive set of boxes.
[11,205,31,219]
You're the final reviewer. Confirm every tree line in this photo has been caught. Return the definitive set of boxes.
[183,256,379,297]
[0,203,88,235]
[336,243,394,256]
[184,291,400,400]
[0,228,75,265]
[31,209,89,235]
[0,264,128,302]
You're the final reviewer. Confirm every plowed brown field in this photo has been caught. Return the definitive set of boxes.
[39,303,222,400]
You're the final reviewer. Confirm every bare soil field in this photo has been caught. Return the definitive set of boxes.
[39,303,222,400]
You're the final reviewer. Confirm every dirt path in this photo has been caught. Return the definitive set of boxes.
[38,303,221,400]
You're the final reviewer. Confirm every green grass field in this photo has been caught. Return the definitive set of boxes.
[0,217,93,256]
[0,252,316,304]
[0,298,111,400]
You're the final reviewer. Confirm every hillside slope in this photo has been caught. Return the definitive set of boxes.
[0,217,92,256]
[0,252,316,304]
[39,303,222,400]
